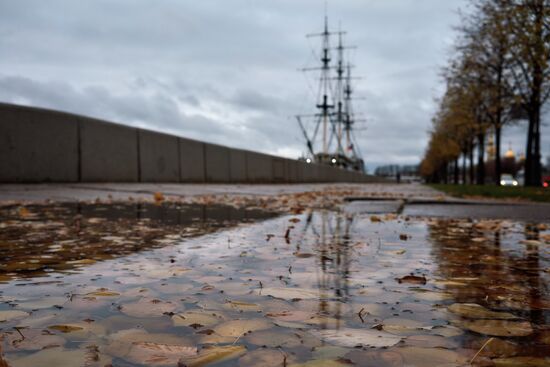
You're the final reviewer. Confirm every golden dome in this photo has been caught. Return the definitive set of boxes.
[505,143,515,159]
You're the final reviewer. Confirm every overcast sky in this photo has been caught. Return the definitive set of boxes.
[1,0,545,171]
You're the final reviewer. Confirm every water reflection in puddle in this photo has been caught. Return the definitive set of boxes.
[0,203,277,282]
[0,205,549,366]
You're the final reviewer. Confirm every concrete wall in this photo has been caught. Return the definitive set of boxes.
[179,138,205,182]
[139,130,179,182]
[0,103,379,183]
[0,105,79,182]
[246,152,273,182]
[229,149,247,182]
[204,144,230,182]
[80,117,139,182]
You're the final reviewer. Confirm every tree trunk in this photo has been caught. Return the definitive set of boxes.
[469,142,475,184]
[454,158,459,184]
[525,99,542,186]
[462,152,466,184]
[476,133,485,185]
[495,126,501,185]
[523,2,544,186]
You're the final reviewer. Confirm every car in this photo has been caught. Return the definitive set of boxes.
[543,176,550,188]
[500,174,518,186]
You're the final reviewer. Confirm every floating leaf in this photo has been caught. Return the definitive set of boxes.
[107,329,193,362]
[213,318,273,337]
[289,360,351,367]
[4,329,66,352]
[381,318,425,335]
[16,297,67,310]
[48,324,85,333]
[403,334,458,349]
[397,346,467,366]
[460,319,533,337]
[178,345,246,367]
[493,356,550,367]
[86,289,120,297]
[223,300,262,312]
[120,298,178,318]
[239,348,296,367]
[266,310,314,322]
[245,330,305,348]
[257,287,320,300]
[312,328,401,348]
[172,311,224,328]
[428,325,464,338]
[311,346,349,360]
[124,342,197,366]
[9,346,111,367]
[0,310,29,322]
[448,303,518,320]
[396,275,426,285]
[412,289,452,301]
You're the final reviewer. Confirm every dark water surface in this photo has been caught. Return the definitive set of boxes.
[0,204,549,366]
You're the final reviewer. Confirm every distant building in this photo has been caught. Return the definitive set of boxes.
[375,164,420,182]
[485,139,524,179]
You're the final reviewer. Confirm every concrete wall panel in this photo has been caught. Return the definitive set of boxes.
[272,158,286,182]
[205,144,230,182]
[229,149,247,182]
[139,130,179,182]
[80,118,138,182]
[0,105,78,182]
[179,138,205,182]
[246,152,273,182]
[285,159,299,183]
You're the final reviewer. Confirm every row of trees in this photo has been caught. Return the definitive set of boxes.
[421,0,549,186]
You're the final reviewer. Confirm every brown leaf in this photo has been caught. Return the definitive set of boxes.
[396,275,427,285]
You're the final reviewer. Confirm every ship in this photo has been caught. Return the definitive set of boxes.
[296,16,366,173]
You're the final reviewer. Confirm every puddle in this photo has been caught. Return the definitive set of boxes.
[0,203,277,282]
[0,205,549,366]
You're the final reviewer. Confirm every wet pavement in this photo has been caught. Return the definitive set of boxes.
[0,185,549,366]
[0,183,442,203]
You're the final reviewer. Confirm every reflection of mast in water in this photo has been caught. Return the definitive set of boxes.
[296,210,354,329]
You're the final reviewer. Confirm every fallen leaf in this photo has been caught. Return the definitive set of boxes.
[172,311,224,328]
[178,345,246,367]
[492,356,550,367]
[48,324,84,333]
[0,310,29,322]
[124,342,197,366]
[223,300,262,312]
[213,318,273,337]
[460,319,533,337]
[257,287,320,300]
[448,303,518,320]
[396,275,426,285]
[312,328,401,348]
[397,346,467,366]
[120,298,178,318]
[239,348,296,367]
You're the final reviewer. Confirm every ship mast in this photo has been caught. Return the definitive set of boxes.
[335,29,345,156]
[296,13,366,172]
[318,16,333,155]
[344,63,353,157]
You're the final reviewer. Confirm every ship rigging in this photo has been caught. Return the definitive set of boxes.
[296,16,366,173]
